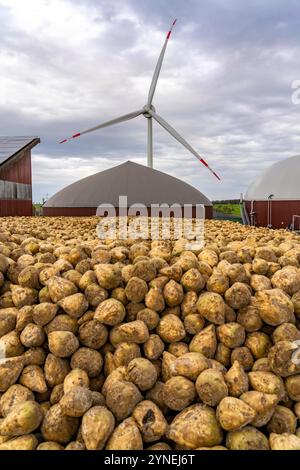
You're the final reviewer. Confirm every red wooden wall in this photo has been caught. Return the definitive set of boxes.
[43,205,213,218]
[0,200,32,216]
[0,150,32,184]
[245,200,300,229]
[0,149,32,216]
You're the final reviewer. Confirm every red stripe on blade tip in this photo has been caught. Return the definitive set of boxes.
[199,159,220,179]
[59,139,67,144]
[167,19,177,39]
[72,133,81,138]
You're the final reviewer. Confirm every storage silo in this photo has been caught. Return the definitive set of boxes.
[244,155,300,229]
[43,161,212,218]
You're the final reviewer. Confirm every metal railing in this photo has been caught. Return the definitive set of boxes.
[241,201,250,225]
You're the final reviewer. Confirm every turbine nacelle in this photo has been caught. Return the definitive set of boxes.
[142,104,156,118]
[59,19,220,180]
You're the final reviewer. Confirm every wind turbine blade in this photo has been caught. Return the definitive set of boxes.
[147,19,177,107]
[149,110,220,180]
[59,109,143,143]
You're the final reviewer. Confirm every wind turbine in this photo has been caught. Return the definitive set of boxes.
[60,19,220,180]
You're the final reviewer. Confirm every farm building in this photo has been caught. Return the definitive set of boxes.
[43,160,213,218]
[0,136,40,216]
[244,155,300,229]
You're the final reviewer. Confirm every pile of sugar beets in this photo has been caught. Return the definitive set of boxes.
[0,216,300,450]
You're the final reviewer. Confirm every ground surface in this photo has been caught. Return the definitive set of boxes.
[213,204,241,216]
[0,217,300,450]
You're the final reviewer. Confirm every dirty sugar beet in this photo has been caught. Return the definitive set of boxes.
[0,216,300,450]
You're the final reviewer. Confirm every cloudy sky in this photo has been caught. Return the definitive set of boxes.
[1,0,300,203]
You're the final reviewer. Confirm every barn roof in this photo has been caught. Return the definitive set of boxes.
[44,161,212,208]
[0,136,40,167]
[244,155,300,201]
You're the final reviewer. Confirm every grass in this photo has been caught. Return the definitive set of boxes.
[213,203,241,216]
[33,203,43,216]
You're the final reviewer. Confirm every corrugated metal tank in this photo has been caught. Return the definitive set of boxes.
[245,200,300,229]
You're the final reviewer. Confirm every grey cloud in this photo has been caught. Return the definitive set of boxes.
[1,0,300,203]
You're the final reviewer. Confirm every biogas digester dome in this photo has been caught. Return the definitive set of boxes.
[244,155,300,228]
[43,161,212,218]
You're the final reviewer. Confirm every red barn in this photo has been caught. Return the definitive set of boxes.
[0,137,40,216]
